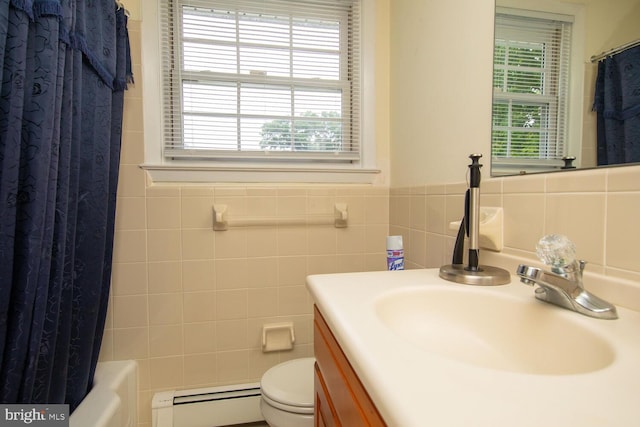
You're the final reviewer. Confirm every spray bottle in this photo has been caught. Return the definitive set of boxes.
[386,235,404,270]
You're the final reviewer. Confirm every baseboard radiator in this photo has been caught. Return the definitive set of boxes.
[152,382,264,427]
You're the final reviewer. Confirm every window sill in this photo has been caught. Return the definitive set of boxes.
[140,163,382,184]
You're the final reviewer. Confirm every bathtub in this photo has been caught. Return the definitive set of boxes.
[70,360,138,427]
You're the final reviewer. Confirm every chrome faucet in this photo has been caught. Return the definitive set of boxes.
[516,235,618,320]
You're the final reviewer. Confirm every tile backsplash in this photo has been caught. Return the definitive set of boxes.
[107,180,389,424]
[389,165,640,286]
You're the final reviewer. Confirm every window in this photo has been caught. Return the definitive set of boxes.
[160,0,361,164]
[492,8,574,173]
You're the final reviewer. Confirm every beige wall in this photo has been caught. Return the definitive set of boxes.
[104,19,390,426]
[389,0,496,187]
[580,0,640,54]
[110,1,639,426]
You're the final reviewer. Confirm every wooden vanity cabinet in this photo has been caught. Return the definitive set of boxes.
[314,306,387,427]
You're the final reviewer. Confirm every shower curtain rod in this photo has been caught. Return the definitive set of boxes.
[590,38,640,62]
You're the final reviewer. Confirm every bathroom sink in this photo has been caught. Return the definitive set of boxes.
[308,268,640,427]
[375,286,614,375]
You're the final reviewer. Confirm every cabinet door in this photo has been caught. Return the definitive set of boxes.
[314,306,387,427]
[315,363,338,427]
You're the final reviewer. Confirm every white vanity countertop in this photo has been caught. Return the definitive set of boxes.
[307,268,640,427]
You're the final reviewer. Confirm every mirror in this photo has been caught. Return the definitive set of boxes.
[491,0,640,176]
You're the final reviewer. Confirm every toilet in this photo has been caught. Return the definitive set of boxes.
[260,357,315,427]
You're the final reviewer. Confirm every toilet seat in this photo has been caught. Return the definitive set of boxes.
[260,357,315,415]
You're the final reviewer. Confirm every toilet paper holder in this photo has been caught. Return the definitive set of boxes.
[262,322,296,352]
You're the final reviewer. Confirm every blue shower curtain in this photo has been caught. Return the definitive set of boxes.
[593,44,640,166]
[0,0,131,412]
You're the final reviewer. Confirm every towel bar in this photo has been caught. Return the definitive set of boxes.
[213,203,348,230]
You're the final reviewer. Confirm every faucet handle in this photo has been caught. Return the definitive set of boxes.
[535,234,576,270]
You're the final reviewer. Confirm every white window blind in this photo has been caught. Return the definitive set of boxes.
[492,11,572,167]
[160,0,361,162]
